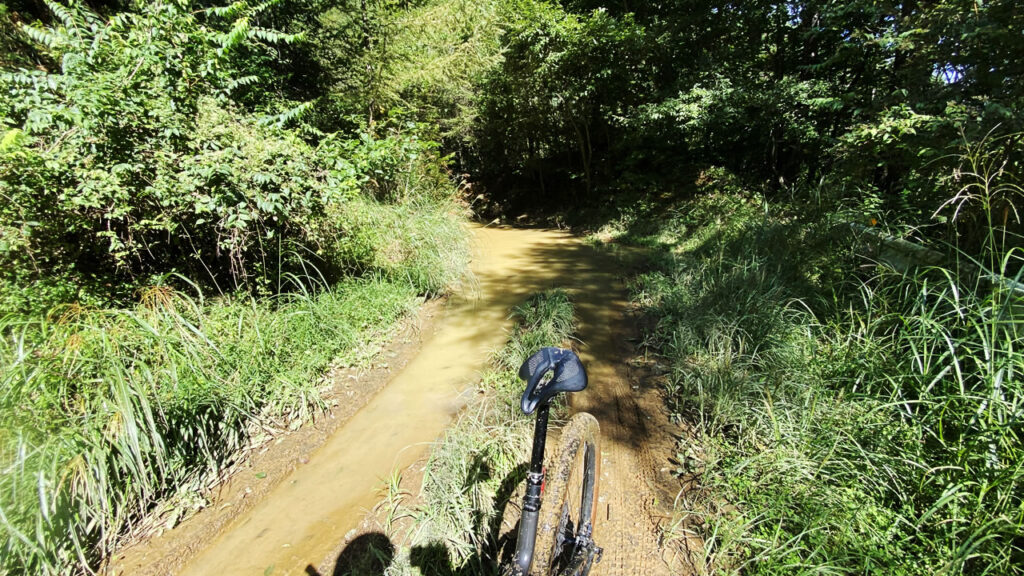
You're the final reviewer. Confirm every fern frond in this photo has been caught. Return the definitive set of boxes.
[2,70,61,94]
[208,1,248,19]
[807,97,844,111]
[78,3,103,30]
[0,129,27,152]
[251,0,285,15]
[225,75,259,91]
[259,101,314,128]
[248,27,302,45]
[218,17,250,53]
[21,24,67,51]
[108,12,132,30]
[43,0,77,31]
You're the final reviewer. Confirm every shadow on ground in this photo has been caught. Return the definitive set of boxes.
[305,532,395,576]
[308,462,527,576]
[308,227,665,575]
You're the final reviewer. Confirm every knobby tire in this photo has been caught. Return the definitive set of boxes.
[530,412,601,576]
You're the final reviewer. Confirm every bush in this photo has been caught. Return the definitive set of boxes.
[324,197,466,296]
[0,2,318,299]
[0,1,469,311]
[0,2,473,574]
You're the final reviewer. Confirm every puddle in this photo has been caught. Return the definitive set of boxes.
[179,225,585,575]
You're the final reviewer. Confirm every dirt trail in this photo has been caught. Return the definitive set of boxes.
[112,225,683,575]
[543,241,681,575]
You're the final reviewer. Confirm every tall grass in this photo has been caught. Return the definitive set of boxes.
[627,156,1023,574]
[0,278,418,575]
[391,290,576,575]
[329,196,470,297]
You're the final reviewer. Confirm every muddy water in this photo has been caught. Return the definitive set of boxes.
[179,225,586,576]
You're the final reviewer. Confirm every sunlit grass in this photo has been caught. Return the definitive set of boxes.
[392,290,576,576]
[0,277,418,574]
[329,197,471,297]
[628,167,1023,574]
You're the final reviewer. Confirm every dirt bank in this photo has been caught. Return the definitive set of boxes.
[105,299,445,575]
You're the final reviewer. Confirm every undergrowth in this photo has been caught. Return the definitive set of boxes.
[620,161,1023,574]
[382,290,575,576]
[386,0,504,148]
[0,277,418,574]
[328,196,470,297]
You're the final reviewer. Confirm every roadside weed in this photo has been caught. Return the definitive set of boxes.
[0,278,418,574]
[394,290,576,575]
[631,163,1023,574]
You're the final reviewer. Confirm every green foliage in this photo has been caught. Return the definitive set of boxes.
[476,2,650,198]
[384,0,504,151]
[0,1,325,299]
[497,290,575,371]
[468,0,1023,220]
[0,277,418,574]
[295,0,410,130]
[0,0,469,311]
[628,164,1023,574]
[0,2,474,574]
[325,196,469,296]
[320,126,451,202]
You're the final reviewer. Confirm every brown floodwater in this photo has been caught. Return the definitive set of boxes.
[178,224,591,576]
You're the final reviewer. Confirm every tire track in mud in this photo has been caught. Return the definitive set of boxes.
[555,244,681,576]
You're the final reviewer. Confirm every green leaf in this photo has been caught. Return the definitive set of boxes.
[0,129,25,152]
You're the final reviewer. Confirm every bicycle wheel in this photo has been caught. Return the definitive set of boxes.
[530,412,601,576]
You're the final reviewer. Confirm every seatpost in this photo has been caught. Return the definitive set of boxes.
[529,404,550,476]
[524,403,550,510]
[513,402,550,574]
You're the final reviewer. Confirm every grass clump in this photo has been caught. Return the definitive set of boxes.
[625,164,1023,574]
[0,278,417,575]
[387,290,575,576]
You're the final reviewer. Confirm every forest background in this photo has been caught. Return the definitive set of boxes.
[0,0,1021,574]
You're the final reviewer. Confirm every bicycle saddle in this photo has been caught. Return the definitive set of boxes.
[519,347,588,414]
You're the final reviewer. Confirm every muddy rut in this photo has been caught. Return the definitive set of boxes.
[111,225,682,575]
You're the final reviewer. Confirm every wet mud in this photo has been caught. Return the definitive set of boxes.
[114,225,686,576]
[175,226,593,575]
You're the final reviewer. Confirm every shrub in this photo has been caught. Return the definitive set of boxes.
[0,1,468,310]
[324,195,469,296]
[0,1,317,300]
